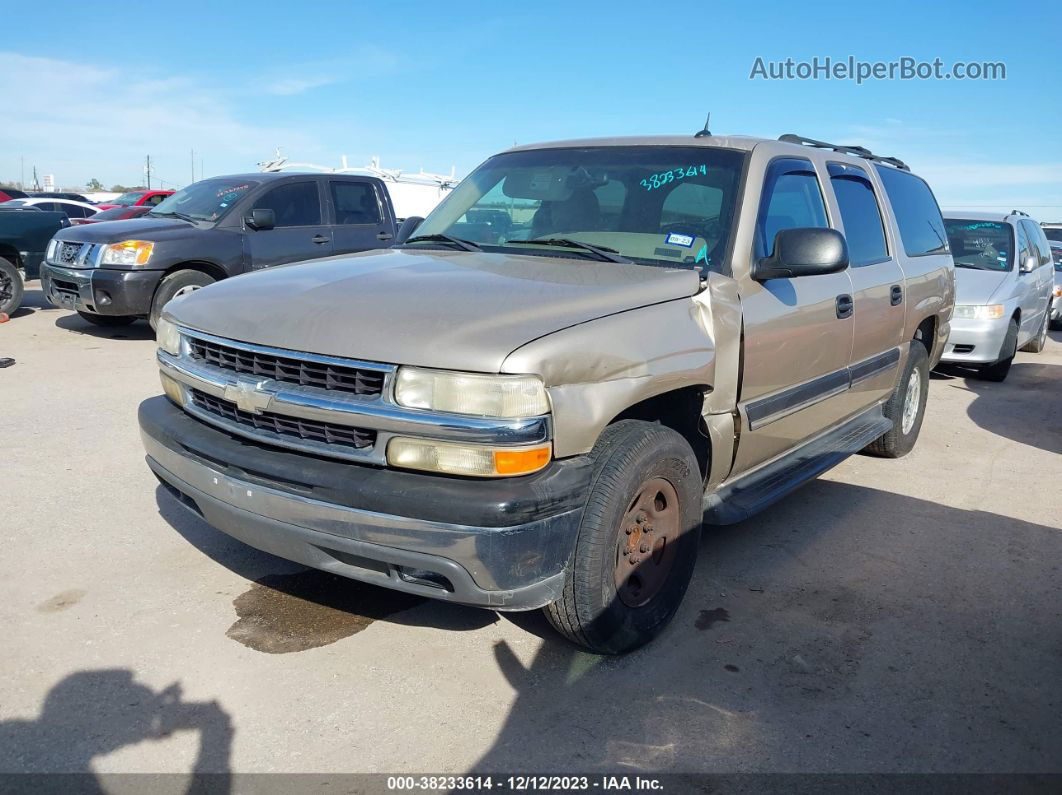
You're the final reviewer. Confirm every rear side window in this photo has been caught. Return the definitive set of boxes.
[252,182,322,227]
[874,166,947,257]
[756,158,829,258]
[828,163,888,266]
[330,181,382,225]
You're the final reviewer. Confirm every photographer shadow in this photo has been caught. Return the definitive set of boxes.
[0,669,232,792]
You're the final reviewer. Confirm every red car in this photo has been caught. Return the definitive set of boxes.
[96,189,174,211]
[0,187,28,203]
[69,205,155,225]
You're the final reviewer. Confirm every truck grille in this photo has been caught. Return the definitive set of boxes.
[57,242,85,265]
[188,336,386,397]
[190,389,376,450]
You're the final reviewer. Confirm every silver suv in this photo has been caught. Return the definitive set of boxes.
[140,133,954,653]
[939,212,1054,380]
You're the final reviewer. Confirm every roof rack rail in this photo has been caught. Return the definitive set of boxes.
[778,134,910,172]
[1007,209,1030,218]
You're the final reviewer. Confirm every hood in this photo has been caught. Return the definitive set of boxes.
[55,216,197,243]
[954,267,1012,305]
[167,248,702,372]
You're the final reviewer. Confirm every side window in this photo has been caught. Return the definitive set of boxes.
[330,181,382,225]
[756,158,829,258]
[36,202,58,212]
[874,166,947,257]
[1016,222,1031,266]
[148,194,167,206]
[252,182,322,227]
[65,204,88,218]
[827,163,888,266]
[1021,220,1049,265]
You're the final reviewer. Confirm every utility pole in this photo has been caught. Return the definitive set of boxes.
[145,155,152,190]
[191,148,196,184]
[20,156,24,189]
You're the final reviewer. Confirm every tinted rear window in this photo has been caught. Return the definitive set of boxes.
[874,166,947,257]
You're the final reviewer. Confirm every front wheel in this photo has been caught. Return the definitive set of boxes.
[149,269,215,330]
[864,342,929,458]
[0,256,24,316]
[544,420,702,654]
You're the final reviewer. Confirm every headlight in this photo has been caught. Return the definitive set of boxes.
[46,238,59,261]
[155,316,181,356]
[100,240,154,266]
[953,304,1005,320]
[393,367,549,417]
[387,437,551,477]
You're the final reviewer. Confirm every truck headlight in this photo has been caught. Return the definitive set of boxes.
[46,238,59,261]
[393,367,549,417]
[953,304,1005,320]
[155,316,181,356]
[100,240,154,266]
[387,437,551,477]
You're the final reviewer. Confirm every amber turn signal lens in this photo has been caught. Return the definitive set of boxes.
[494,446,551,475]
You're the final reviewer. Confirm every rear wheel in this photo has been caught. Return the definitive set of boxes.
[978,318,1019,382]
[0,257,23,316]
[77,311,136,327]
[1020,312,1049,353]
[544,420,702,654]
[149,269,215,330]
[864,342,929,458]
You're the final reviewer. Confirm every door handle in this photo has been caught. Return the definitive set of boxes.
[312,235,329,245]
[376,231,394,241]
[836,294,854,319]
[890,285,903,306]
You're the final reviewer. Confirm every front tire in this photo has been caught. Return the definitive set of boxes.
[544,420,702,654]
[0,257,24,316]
[864,342,929,458]
[149,269,215,330]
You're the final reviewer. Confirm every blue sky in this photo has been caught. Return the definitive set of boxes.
[2,0,1060,213]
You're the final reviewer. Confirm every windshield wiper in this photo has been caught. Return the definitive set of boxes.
[149,210,198,223]
[954,262,1006,271]
[402,233,481,252]
[505,238,631,263]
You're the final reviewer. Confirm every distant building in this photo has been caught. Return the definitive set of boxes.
[43,174,55,192]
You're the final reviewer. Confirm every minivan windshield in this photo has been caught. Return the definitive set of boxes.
[944,219,1013,271]
[409,146,747,271]
[149,179,259,222]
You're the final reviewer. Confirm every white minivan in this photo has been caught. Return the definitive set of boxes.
[939,211,1055,381]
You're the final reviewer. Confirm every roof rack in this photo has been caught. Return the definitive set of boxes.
[778,134,910,171]
[1007,209,1030,218]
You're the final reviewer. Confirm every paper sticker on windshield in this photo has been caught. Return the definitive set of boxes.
[665,232,694,248]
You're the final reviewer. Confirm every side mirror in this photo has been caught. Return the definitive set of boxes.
[396,216,424,244]
[246,208,275,231]
[1020,252,1037,273]
[752,227,849,281]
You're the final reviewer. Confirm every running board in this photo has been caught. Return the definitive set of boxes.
[703,406,892,525]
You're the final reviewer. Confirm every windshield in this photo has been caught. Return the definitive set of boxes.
[112,192,144,206]
[411,146,747,271]
[944,219,1013,271]
[1043,227,1062,243]
[149,179,259,222]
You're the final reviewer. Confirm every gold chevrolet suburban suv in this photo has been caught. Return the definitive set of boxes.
[139,133,954,654]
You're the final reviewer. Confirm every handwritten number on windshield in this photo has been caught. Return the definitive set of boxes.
[640,164,708,191]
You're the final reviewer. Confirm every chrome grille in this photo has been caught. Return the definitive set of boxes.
[57,242,84,265]
[188,336,385,397]
[190,389,376,450]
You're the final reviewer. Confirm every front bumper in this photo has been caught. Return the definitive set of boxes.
[939,316,1011,365]
[140,396,590,610]
[40,263,162,316]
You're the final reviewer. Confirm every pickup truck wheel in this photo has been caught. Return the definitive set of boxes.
[0,256,24,316]
[149,270,215,330]
[544,420,702,654]
[978,319,1019,382]
[1020,312,1049,353]
[76,311,136,327]
[864,342,929,458]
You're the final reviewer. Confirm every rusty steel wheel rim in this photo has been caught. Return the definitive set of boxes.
[614,477,681,608]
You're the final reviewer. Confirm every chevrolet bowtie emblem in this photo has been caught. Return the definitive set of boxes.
[224,378,274,414]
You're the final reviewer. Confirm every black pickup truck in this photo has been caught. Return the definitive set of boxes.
[41,172,414,328]
[0,209,71,315]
